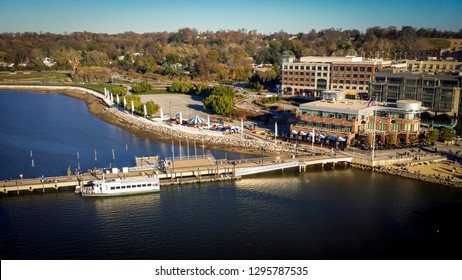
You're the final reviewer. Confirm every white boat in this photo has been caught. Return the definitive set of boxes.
[81,177,160,197]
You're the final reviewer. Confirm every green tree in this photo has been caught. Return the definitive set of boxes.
[250,81,263,91]
[125,95,142,113]
[145,100,160,115]
[440,128,455,142]
[169,82,194,93]
[425,129,439,143]
[132,82,152,93]
[112,86,127,97]
[203,85,235,115]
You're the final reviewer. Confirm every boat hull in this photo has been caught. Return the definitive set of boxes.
[81,188,160,197]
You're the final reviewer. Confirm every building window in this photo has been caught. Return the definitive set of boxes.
[392,123,401,131]
[334,66,338,71]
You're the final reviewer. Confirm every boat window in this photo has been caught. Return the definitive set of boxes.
[111,187,115,190]
[127,185,131,188]
[116,186,120,189]
[137,184,142,188]
[121,186,125,189]
[142,184,146,187]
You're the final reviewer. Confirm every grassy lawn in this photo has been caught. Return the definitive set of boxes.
[79,84,121,93]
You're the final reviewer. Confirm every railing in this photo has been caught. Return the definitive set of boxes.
[235,161,299,177]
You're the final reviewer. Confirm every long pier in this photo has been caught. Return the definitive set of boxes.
[1,154,352,195]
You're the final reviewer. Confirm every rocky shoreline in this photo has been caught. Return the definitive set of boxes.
[0,85,306,157]
[350,163,462,188]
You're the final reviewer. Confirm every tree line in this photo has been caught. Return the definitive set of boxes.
[1,26,461,84]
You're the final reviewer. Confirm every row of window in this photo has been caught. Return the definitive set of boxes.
[332,85,367,90]
[283,71,329,77]
[110,183,155,190]
[284,65,330,71]
[333,66,374,72]
[409,63,459,70]
[296,121,352,132]
[367,122,419,132]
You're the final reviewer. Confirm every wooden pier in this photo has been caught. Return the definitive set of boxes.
[1,154,352,195]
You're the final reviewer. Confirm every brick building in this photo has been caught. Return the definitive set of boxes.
[289,91,422,147]
[281,56,391,96]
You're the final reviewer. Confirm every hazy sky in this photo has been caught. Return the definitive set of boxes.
[1,0,461,34]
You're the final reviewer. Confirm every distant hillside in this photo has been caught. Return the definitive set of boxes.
[415,38,451,49]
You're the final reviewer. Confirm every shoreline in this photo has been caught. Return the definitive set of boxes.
[0,85,302,157]
[1,84,461,188]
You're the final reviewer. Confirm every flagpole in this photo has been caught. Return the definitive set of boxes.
[372,105,376,163]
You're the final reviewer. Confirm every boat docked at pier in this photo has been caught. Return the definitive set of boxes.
[80,177,160,197]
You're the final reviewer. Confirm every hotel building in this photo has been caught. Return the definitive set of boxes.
[281,56,392,96]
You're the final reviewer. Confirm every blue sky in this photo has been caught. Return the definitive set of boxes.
[0,0,461,34]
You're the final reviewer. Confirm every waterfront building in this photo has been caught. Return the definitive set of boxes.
[290,91,421,147]
[281,56,392,96]
[369,72,461,124]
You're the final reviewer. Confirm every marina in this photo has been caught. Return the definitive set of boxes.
[1,153,353,195]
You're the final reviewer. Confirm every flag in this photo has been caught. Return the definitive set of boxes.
[275,122,278,143]
[367,98,376,107]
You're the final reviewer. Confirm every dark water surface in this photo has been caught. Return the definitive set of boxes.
[1,90,462,260]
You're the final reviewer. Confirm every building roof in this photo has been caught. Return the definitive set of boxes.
[374,71,460,81]
[300,99,375,114]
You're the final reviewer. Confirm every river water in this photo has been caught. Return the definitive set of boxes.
[1,90,462,260]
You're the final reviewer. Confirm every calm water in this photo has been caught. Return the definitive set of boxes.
[1,90,462,260]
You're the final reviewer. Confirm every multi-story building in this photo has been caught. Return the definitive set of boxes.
[369,72,461,123]
[406,60,462,74]
[289,91,422,146]
[448,39,462,53]
[281,56,391,96]
[410,49,442,60]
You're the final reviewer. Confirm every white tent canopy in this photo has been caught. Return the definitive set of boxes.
[188,115,206,124]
